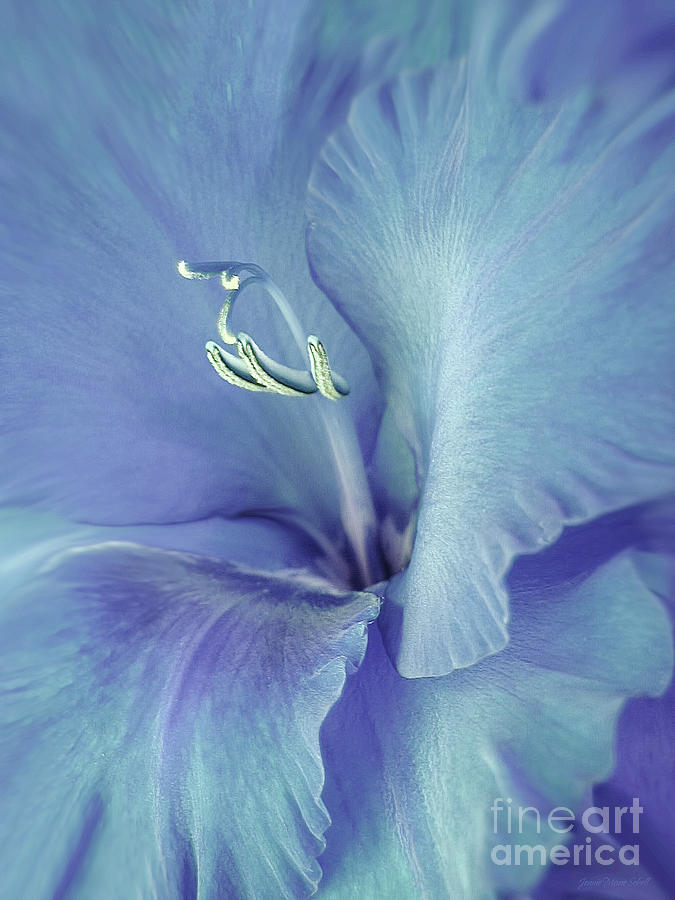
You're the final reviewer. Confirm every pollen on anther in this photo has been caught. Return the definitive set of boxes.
[220,272,240,290]
[177,260,197,279]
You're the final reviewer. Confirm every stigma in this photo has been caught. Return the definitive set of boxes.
[177,260,349,400]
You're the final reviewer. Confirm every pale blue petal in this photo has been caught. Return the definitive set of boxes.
[1,0,387,531]
[0,505,334,585]
[306,59,675,675]
[534,687,675,897]
[534,549,675,897]
[502,0,675,103]
[0,539,378,898]
[317,555,672,897]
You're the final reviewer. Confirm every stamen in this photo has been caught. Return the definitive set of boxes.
[178,260,242,282]
[216,290,236,344]
[220,273,241,291]
[177,259,350,400]
[205,341,271,392]
[218,275,264,345]
[237,334,317,397]
[307,336,349,400]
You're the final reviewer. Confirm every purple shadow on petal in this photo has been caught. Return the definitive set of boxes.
[52,794,104,900]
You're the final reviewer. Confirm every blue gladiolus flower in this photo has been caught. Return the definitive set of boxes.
[2,1,674,897]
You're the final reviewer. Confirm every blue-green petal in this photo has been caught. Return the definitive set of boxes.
[0,539,378,898]
[317,554,672,897]
[1,0,388,532]
[306,58,675,676]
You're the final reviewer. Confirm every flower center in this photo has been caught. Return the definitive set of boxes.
[178,259,384,588]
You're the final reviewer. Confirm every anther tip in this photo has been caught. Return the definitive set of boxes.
[177,260,240,289]
[220,272,240,290]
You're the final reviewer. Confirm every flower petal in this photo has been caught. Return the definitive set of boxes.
[534,690,675,897]
[1,0,389,529]
[533,549,675,897]
[317,553,672,897]
[306,59,675,675]
[0,504,339,587]
[0,539,378,898]
[502,0,675,103]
